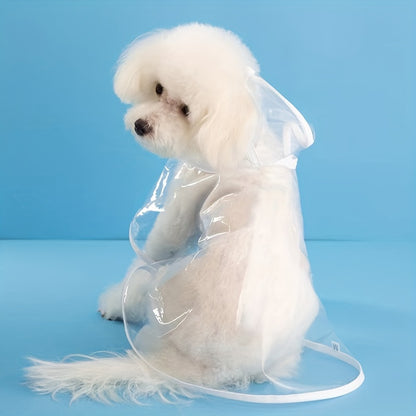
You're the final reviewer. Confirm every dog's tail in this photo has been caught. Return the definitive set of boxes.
[25,351,193,403]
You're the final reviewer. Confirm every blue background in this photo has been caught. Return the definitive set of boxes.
[0,1,415,415]
[1,0,415,241]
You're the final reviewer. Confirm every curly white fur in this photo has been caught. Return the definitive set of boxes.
[26,23,319,403]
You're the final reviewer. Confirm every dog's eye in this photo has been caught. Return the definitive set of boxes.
[155,83,163,96]
[181,105,190,117]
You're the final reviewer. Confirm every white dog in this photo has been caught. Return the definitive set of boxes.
[26,23,320,403]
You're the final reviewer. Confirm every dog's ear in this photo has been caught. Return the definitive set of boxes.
[196,88,258,172]
[113,42,146,104]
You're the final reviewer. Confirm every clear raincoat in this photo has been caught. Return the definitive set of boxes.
[122,72,364,403]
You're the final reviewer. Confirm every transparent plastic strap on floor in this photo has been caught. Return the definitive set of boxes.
[123,283,365,405]
[162,340,365,403]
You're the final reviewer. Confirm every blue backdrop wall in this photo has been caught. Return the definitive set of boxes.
[1,0,415,240]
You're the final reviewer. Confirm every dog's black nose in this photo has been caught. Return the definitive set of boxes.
[134,119,152,136]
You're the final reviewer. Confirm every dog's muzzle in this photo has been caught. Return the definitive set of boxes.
[134,119,153,136]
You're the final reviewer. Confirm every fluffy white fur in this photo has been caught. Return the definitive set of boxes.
[26,23,319,403]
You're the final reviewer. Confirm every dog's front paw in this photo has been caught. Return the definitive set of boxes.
[98,283,124,321]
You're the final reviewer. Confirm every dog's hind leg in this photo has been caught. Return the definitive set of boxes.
[99,258,151,322]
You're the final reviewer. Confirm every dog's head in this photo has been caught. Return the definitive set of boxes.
[114,23,259,172]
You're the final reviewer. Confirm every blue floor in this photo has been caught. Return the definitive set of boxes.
[0,240,415,415]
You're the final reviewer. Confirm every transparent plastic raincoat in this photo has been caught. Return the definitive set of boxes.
[122,72,364,403]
